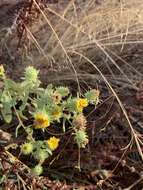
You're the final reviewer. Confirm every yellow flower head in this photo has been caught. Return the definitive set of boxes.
[47,136,60,151]
[76,98,88,112]
[0,65,5,77]
[34,112,50,129]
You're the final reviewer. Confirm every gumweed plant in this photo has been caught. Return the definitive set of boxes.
[0,65,100,175]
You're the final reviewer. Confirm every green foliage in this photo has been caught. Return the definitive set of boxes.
[0,65,100,175]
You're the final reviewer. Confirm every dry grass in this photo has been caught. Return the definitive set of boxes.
[1,1,142,77]
[22,0,143,75]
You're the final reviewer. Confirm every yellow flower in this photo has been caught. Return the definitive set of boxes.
[76,98,88,112]
[0,65,5,77]
[34,112,50,129]
[47,136,60,151]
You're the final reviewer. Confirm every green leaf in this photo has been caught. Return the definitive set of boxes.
[0,92,14,123]
[19,91,29,112]
[5,79,17,90]
[1,104,12,123]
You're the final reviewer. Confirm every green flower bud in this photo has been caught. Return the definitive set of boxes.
[85,89,100,105]
[25,66,39,83]
[55,86,69,97]
[74,130,88,148]
[32,165,43,176]
[33,149,48,162]
[21,142,33,155]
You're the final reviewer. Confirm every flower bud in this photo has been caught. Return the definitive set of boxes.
[73,114,87,130]
[74,130,88,148]
[33,149,48,162]
[32,165,43,176]
[25,66,39,83]
[21,142,33,155]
